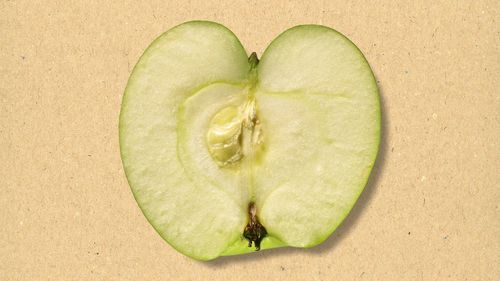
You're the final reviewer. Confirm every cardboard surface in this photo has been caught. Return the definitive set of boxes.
[1,1,498,280]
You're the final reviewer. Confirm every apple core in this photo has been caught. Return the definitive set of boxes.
[206,93,262,168]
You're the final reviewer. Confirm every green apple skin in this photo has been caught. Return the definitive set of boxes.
[120,21,380,260]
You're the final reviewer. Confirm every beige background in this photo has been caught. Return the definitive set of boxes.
[1,1,498,280]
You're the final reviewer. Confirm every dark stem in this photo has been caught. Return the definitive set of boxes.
[248,52,259,69]
[243,202,267,251]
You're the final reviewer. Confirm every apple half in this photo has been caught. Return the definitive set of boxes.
[119,21,380,260]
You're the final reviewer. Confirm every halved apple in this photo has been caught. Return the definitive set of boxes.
[119,21,380,260]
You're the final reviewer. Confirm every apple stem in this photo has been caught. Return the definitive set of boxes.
[248,52,259,69]
[247,52,259,93]
[243,202,267,251]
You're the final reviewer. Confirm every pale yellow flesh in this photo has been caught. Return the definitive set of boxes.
[255,26,380,247]
[120,21,380,260]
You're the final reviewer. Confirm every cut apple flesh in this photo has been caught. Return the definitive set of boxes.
[120,21,380,260]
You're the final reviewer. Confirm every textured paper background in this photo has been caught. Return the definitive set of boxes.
[1,1,498,280]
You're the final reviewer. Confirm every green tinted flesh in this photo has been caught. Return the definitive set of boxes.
[120,21,380,260]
